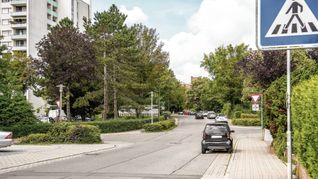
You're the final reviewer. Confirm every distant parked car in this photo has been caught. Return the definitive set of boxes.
[215,114,228,123]
[190,111,196,115]
[203,111,208,117]
[178,112,183,115]
[195,112,204,119]
[0,131,13,148]
[38,115,50,123]
[201,123,234,154]
[207,111,217,119]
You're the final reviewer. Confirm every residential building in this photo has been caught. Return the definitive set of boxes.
[0,0,91,115]
[0,0,91,58]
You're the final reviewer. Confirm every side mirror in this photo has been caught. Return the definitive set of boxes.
[230,130,235,133]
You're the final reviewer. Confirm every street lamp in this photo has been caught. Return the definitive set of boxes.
[56,84,65,121]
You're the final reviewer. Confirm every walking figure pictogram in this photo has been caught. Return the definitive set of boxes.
[284,0,304,30]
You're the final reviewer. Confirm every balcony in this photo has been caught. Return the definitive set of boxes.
[11,34,27,40]
[12,46,27,51]
[11,0,27,6]
[11,11,27,17]
[47,0,58,7]
[47,9,57,17]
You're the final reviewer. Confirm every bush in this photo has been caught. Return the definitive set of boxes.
[234,111,242,118]
[221,103,232,117]
[292,75,318,178]
[19,133,51,144]
[143,120,176,132]
[0,94,37,127]
[79,118,159,133]
[66,125,101,144]
[18,123,102,144]
[0,123,52,138]
[232,118,261,126]
[241,113,258,118]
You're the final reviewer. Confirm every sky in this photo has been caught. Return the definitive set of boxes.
[91,0,256,84]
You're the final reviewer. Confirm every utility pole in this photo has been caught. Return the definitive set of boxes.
[113,65,118,119]
[56,84,65,122]
[103,52,108,120]
[158,88,160,120]
[151,91,153,124]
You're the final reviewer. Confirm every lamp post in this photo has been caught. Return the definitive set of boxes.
[56,84,65,121]
[151,91,153,124]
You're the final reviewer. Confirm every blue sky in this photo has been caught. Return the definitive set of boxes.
[91,0,201,39]
[90,0,255,83]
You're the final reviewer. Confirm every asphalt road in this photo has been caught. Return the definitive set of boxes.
[0,116,259,179]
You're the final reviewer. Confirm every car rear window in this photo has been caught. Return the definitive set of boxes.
[205,125,229,135]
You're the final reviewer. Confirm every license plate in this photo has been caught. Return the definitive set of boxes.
[211,136,222,139]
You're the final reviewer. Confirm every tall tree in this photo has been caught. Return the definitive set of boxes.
[33,18,97,120]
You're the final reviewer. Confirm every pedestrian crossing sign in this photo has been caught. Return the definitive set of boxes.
[257,0,318,49]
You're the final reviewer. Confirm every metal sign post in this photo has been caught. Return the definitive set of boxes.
[286,49,292,179]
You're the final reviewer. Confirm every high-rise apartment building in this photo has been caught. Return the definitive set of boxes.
[0,0,91,58]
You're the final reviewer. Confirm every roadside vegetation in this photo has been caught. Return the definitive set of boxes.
[186,45,318,178]
[143,120,176,132]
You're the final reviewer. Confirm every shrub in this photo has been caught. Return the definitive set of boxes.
[234,111,242,118]
[0,94,37,127]
[232,118,261,126]
[0,123,52,138]
[241,113,258,118]
[221,103,232,117]
[66,125,101,144]
[143,120,176,132]
[292,75,318,178]
[19,133,51,144]
[79,118,159,133]
[18,123,102,144]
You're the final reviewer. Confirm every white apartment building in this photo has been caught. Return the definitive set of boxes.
[0,0,91,115]
[0,0,91,58]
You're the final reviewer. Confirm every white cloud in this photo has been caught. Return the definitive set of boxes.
[120,6,148,25]
[164,0,255,84]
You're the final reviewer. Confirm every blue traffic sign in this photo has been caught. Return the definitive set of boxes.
[257,0,318,49]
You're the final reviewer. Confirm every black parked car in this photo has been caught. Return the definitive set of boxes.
[201,123,234,154]
[195,112,204,119]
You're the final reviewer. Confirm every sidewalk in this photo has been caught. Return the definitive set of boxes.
[202,127,287,179]
[0,142,130,174]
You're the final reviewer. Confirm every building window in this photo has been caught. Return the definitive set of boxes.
[15,40,26,47]
[1,41,11,47]
[14,29,26,35]
[2,30,11,36]
[2,8,10,14]
[2,19,9,25]
[1,0,11,3]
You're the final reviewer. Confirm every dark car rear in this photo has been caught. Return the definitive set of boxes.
[201,123,234,153]
[195,112,204,119]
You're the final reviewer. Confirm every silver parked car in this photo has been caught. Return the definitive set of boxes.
[0,131,13,148]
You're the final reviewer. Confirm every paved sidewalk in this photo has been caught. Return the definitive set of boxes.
[0,142,131,174]
[202,127,287,179]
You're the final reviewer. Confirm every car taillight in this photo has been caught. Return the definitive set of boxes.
[203,132,207,140]
[5,133,12,139]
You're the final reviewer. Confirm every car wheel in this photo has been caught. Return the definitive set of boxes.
[201,147,206,154]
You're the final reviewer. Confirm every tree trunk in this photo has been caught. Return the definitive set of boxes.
[66,87,71,120]
[103,64,109,120]
[113,65,118,119]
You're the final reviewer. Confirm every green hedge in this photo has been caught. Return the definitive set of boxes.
[241,113,258,118]
[143,120,176,132]
[232,118,261,126]
[292,75,318,178]
[77,118,159,133]
[0,123,52,138]
[19,123,101,144]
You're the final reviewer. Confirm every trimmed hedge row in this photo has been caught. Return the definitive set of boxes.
[143,120,176,132]
[0,123,52,138]
[240,113,258,118]
[292,75,318,178]
[231,118,261,126]
[77,118,159,133]
[18,123,101,144]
